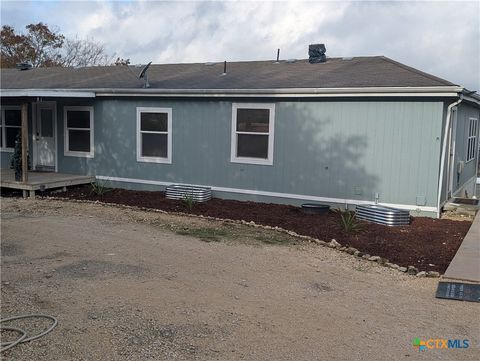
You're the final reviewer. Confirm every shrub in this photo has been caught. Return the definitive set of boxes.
[183,193,195,210]
[336,210,362,233]
[90,179,112,196]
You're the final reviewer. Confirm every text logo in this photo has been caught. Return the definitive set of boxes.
[413,338,469,351]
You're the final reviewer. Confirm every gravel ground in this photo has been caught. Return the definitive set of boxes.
[0,197,478,360]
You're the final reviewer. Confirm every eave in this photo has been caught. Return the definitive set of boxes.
[0,86,464,99]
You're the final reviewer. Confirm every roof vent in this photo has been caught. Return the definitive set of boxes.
[308,44,326,64]
[274,48,280,63]
[16,62,32,71]
[221,60,227,76]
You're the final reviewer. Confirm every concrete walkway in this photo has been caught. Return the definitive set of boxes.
[443,211,480,283]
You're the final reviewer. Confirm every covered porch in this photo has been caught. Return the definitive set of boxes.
[0,168,94,198]
[1,93,96,199]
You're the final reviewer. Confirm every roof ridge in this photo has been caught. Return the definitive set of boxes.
[143,56,385,67]
[0,55,387,70]
[379,56,456,86]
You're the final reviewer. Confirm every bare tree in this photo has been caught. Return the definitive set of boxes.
[61,36,115,67]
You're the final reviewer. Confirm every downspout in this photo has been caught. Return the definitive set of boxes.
[436,95,463,217]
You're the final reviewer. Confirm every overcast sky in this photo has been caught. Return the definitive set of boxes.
[2,0,479,90]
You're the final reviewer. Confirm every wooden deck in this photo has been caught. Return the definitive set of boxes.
[443,211,480,283]
[0,169,95,198]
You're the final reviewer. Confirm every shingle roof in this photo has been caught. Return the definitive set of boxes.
[1,56,457,90]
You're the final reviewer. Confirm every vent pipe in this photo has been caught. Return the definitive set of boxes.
[222,60,227,75]
[276,49,280,63]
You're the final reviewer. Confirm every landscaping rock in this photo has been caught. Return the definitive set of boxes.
[329,239,341,248]
[346,247,358,255]
[426,271,440,278]
[354,251,362,257]
[368,256,381,262]
[385,262,399,270]
[407,266,419,275]
[362,254,371,259]
[398,267,407,273]
[416,271,427,278]
[377,258,388,265]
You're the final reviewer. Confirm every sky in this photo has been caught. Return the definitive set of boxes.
[1,0,479,90]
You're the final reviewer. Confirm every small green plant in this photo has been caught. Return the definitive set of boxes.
[183,193,195,210]
[90,179,112,196]
[335,210,362,233]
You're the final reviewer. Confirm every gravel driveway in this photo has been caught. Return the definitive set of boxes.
[1,198,478,360]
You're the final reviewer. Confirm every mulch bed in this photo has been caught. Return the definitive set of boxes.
[40,186,472,273]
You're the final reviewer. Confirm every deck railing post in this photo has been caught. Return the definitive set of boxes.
[21,103,28,183]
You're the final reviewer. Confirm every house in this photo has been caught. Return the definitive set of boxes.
[1,45,479,217]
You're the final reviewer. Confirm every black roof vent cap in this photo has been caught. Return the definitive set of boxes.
[308,44,326,64]
[16,62,32,71]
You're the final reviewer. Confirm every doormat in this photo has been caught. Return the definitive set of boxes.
[451,198,479,206]
[436,282,480,303]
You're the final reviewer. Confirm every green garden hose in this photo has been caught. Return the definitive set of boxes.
[0,314,58,353]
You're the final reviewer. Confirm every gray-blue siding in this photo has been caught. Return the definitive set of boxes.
[453,103,480,192]
[2,99,445,211]
[438,102,480,204]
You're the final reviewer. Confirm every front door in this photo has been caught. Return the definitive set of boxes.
[34,102,56,171]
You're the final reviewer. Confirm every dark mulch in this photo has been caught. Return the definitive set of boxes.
[39,186,471,274]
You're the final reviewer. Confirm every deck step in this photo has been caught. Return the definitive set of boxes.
[443,199,479,217]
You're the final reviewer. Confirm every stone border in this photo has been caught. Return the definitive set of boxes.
[41,196,440,278]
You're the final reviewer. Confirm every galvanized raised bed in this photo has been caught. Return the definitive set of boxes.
[355,205,410,226]
[165,185,212,203]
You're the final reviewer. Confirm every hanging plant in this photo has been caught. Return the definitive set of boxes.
[10,132,31,181]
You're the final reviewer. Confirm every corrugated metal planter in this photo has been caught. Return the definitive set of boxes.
[166,185,212,203]
[356,205,410,226]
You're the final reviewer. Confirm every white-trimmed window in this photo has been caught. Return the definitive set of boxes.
[136,107,172,163]
[466,117,478,162]
[1,106,22,151]
[231,103,275,165]
[64,106,94,157]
